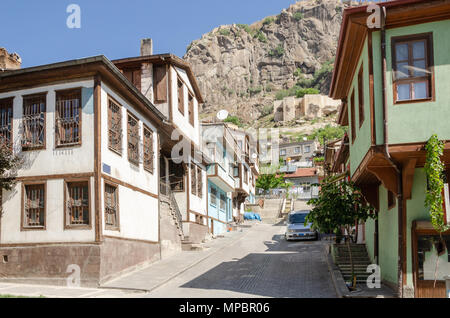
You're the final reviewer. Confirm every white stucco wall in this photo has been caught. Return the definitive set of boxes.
[188,161,207,216]
[1,177,96,244]
[0,80,95,176]
[100,83,158,196]
[99,82,160,242]
[170,66,200,147]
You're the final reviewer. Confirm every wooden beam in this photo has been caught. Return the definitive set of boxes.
[367,166,399,195]
[402,158,417,200]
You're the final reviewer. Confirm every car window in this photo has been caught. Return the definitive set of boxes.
[289,213,308,224]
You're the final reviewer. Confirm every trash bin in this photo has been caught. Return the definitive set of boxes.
[445,275,450,298]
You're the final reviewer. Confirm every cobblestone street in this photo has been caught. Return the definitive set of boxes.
[145,222,337,298]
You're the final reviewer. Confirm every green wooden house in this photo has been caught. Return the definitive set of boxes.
[330,0,450,298]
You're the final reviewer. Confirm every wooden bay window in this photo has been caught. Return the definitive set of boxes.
[108,97,122,154]
[55,89,81,147]
[143,125,154,173]
[127,112,140,165]
[177,78,184,115]
[392,33,434,103]
[358,65,365,127]
[22,93,46,150]
[188,93,194,126]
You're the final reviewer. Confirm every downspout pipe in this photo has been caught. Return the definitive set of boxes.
[380,6,405,298]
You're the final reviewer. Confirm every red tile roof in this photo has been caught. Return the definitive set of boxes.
[284,168,317,178]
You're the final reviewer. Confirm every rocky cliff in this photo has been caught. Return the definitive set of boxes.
[184,0,347,125]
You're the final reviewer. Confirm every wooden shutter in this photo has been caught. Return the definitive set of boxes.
[132,69,141,91]
[154,65,168,103]
[197,166,202,198]
[188,93,194,126]
[178,79,184,115]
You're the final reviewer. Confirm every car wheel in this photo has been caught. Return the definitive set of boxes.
[285,235,290,242]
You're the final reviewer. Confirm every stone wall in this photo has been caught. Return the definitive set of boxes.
[0,48,21,70]
[273,94,340,123]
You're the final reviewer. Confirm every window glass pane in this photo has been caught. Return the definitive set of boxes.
[413,41,425,59]
[413,59,427,77]
[417,235,450,281]
[397,84,411,101]
[413,82,428,99]
[396,62,410,79]
[395,43,409,61]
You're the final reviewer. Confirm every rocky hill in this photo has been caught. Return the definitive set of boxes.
[184,0,347,126]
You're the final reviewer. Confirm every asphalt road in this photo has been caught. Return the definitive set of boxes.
[146,221,337,298]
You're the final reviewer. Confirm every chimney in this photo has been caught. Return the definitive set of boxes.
[140,38,153,56]
[0,48,21,71]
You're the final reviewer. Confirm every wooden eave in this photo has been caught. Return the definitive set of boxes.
[330,0,450,101]
[112,54,204,103]
[337,102,348,126]
[0,56,168,135]
[332,136,349,173]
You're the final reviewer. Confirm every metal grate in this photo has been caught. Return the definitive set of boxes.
[22,95,46,149]
[67,182,89,225]
[24,184,45,227]
[127,113,140,165]
[56,90,81,146]
[104,183,118,228]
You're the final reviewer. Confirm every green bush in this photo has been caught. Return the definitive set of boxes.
[309,125,347,145]
[248,86,263,96]
[237,24,251,33]
[293,68,302,77]
[268,45,285,58]
[255,31,267,43]
[219,29,231,36]
[295,87,320,98]
[224,115,243,127]
[263,17,275,25]
[293,11,303,21]
[260,104,274,117]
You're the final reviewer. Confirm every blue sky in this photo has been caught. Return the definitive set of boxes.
[1,0,299,68]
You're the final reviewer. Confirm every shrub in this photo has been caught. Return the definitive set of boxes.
[260,104,274,117]
[255,31,267,43]
[293,11,303,21]
[268,45,285,58]
[224,115,243,127]
[237,24,251,33]
[295,87,320,98]
[293,68,302,77]
[248,86,263,96]
[263,17,275,25]
[219,29,231,36]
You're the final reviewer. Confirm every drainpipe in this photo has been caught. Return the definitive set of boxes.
[380,6,405,298]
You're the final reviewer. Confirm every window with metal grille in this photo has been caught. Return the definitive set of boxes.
[0,98,13,146]
[55,90,81,147]
[188,93,194,126]
[23,184,45,229]
[22,94,46,150]
[143,125,154,173]
[108,98,122,154]
[66,181,90,227]
[392,34,433,103]
[105,183,119,230]
[127,113,140,165]
[177,78,184,115]
[191,164,196,195]
[244,166,248,184]
[197,165,202,198]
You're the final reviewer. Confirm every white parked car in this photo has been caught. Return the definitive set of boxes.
[285,210,319,241]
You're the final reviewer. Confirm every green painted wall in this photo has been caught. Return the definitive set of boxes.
[365,217,375,262]
[405,168,432,287]
[377,185,399,286]
[384,20,450,144]
[349,38,372,177]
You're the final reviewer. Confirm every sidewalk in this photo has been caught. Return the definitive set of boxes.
[101,223,252,292]
[0,223,253,298]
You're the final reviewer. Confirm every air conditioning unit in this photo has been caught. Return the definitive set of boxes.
[442,183,450,225]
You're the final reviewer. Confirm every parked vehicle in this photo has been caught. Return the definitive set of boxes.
[285,210,318,241]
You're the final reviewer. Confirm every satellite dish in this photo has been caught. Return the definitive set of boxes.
[303,137,308,141]
[217,109,229,121]
[252,153,258,159]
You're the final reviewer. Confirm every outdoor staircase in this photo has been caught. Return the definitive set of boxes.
[333,244,372,284]
[283,198,293,215]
